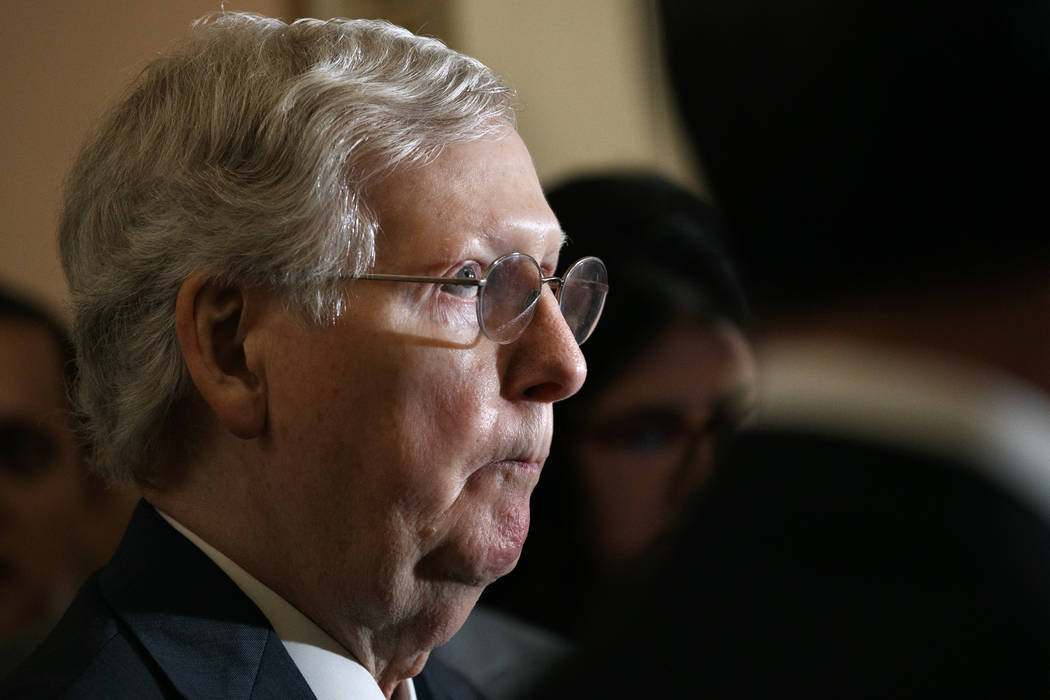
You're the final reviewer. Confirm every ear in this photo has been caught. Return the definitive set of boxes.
[175,273,267,439]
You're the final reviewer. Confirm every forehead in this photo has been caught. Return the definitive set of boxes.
[369,131,563,267]
[593,322,756,416]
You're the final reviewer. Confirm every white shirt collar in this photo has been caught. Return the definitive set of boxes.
[157,511,416,700]
[754,337,1050,524]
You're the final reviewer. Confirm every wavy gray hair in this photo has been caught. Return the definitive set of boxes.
[60,12,516,486]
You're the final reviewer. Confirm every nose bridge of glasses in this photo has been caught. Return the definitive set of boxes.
[505,280,570,351]
[534,276,580,344]
[541,276,563,298]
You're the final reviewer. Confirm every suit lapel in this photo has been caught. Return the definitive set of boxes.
[98,502,315,699]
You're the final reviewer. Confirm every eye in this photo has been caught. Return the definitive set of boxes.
[589,408,703,455]
[440,262,482,298]
[616,412,690,453]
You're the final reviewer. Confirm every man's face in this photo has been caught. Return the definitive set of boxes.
[250,131,586,651]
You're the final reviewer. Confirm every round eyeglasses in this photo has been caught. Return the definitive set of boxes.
[356,253,608,345]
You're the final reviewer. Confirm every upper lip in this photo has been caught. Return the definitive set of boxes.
[488,431,549,467]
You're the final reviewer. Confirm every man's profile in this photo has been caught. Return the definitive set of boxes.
[3,12,605,699]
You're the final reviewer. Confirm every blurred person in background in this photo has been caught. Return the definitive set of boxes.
[482,172,755,635]
[0,286,134,676]
[436,172,755,698]
[535,1,1050,696]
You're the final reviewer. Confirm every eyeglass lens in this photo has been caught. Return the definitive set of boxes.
[477,254,608,344]
[479,254,542,342]
[559,256,608,345]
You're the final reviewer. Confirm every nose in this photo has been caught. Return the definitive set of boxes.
[500,286,587,402]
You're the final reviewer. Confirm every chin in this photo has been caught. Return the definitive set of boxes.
[436,595,481,646]
[478,539,526,581]
[417,490,533,586]
[416,545,514,588]
[417,527,530,595]
[406,580,484,652]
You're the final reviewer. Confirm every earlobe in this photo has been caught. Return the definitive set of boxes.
[175,274,267,439]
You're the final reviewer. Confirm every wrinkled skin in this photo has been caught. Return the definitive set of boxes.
[173,130,588,687]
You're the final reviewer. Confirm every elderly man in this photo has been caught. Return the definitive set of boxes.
[4,12,606,700]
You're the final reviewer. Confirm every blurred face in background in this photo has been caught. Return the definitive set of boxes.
[0,320,92,635]
[574,319,756,569]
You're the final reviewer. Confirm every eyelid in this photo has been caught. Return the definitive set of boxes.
[453,260,483,278]
[440,261,482,298]
[434,260,482,279]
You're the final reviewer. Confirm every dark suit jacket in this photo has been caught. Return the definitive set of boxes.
[537,429,1050,698]
[2,502,482,699]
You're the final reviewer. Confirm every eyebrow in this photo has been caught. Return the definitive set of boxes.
[472,221,566,255]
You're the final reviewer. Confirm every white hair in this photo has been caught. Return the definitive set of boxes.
[60,12,516,486]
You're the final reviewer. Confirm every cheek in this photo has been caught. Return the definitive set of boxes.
[332,344,503,513]
[574,448,681,565]
[389,356,503,508]
[430,367,500,450]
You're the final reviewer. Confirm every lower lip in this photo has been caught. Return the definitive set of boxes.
[418,459,544,584]
[488,504,531,577]
[477,460,541,574]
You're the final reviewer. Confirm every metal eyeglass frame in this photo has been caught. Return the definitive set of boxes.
[353,252,607,344]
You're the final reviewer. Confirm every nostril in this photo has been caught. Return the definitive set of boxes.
[524,381,567,402]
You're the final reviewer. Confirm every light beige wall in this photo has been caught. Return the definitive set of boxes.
[304,0,702,190]
[452,0,700,191]
[0,1,292,315]
[3,1,700,314]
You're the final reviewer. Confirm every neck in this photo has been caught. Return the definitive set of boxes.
[144,448,430,695]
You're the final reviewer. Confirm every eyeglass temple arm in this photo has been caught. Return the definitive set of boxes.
[353,273,566,290]
[356,273,482,287]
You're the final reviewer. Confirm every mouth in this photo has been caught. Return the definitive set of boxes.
[472,457,544,508]
[470,460,541,572]
[417,456,544,586]
[481,458,542,476]
[489,420,551,473]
